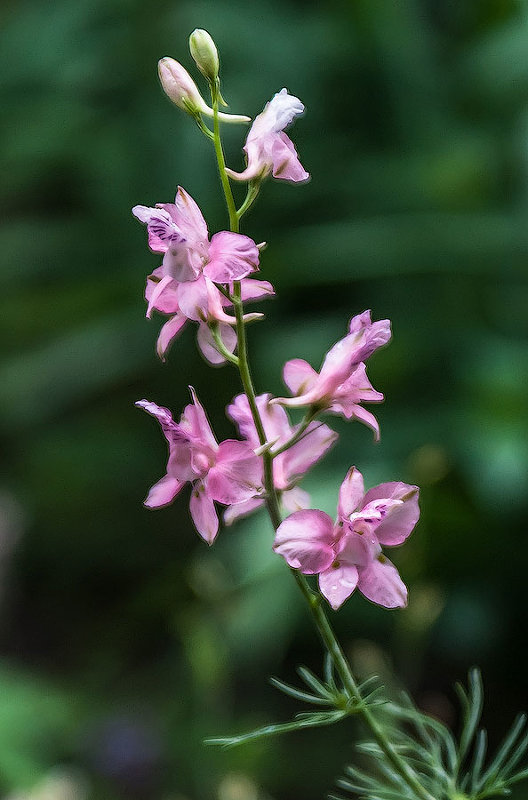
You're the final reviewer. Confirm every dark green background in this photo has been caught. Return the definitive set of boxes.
[1,0,527,798]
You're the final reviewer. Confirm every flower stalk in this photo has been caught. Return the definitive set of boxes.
[209,79,435,800]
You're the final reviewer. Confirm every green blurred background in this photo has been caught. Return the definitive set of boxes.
[1,0,527,798]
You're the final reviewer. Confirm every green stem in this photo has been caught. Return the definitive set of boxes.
[209,86,434,800]
[270,413,319,458]
[211,84,238,232]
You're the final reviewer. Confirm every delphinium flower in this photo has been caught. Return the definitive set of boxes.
[225,88,310,183]
[133,187,273,362]
[225,393,338,523]
[273,310,391,439]
[273,466,419,610]
[136,389,263,543]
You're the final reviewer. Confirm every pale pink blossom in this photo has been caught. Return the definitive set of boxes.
[224,393,338,523]
[273,311,391,439]
[225,89,309,183]
[273,467,419,610]
[144,267,274,363]
[133,187,271,363]
[133,186,259,284]
[136,389,263,543]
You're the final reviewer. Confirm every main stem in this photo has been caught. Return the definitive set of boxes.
[210,92,434,800]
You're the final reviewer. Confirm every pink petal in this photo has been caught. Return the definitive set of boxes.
[135,399,177,435]
[341,404,381,441]
[238,279,275,302]
[281,486,310,513]
[144,474,183,508]
[271,132,310,182]
[189,483,219,544]
[273,510,336,573]
[283,359,319,396]
[223,497,265,526]
[161,240,198,283]
[205,232,259,282]
[182,387,218,451]
[337,467,365,520]
[348,311,392,360]
[362,483,420,546]
[226,394,260,447]
[319,563,359,610]
[358,555,408,609]
[177,277,209,322]
[157,314,187,360]
[197,322,237,365]
[284,422,338,481]
[145,270,180,315]
[207,440,263,504]
[146,274,174,318]
[174,186,208,245]
[132,204,177,253]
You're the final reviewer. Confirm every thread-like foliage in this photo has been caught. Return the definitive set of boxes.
[333,669,528,800]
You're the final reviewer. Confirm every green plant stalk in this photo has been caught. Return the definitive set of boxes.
[210,89,435,800]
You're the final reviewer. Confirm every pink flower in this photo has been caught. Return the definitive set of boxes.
[145,267,274,363]
[133,187,272,363]
[225,89,309,183]
[273,467,419,610]
[224,393,338,523]
[136,389,263,543]
[273,311,391,439]
[133,186,259,284]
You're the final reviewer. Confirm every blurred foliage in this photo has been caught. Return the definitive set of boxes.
[0,0,527,798]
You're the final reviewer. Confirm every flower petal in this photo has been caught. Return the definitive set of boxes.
[271,132,309,182]
[319,563,359,610]
[189,483,219,544]
[274,510,336,573]
[362,483,420,546]
[132,204,178,253]
[205,232,259,282]
[197,322,237,365]
[157,314,187,360]
[284,422,338,481]
[358,555,408,609]
[207,440,263,504]
[144,474,183,508]
[223,497,265,526]
[283,359,319,396]
[337,466,365,520]
[174,186,208,245]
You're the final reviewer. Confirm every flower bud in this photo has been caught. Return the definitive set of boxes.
[189,29,219,84]
[158,56,250,124]
[158,57,209,115]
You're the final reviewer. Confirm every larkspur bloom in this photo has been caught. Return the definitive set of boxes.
[158,57,250,123]
[133,187,271,362]
[225,89,309,183]
[225,393,338,523]
[273,467,419,610]
[272,311,391,439]
[136,389,263,543]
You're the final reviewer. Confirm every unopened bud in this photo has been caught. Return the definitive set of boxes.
[189,29,219,83]
[158,57,209,116]
[158,56,250,125]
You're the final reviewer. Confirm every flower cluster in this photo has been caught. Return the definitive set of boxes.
[134,30,419,612]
